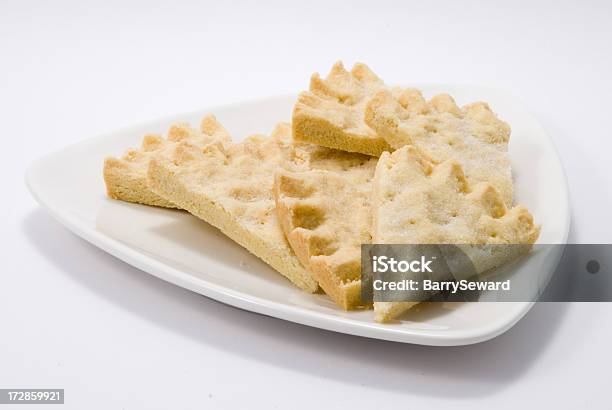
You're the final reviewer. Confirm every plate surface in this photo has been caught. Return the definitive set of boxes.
[26,86,570,346]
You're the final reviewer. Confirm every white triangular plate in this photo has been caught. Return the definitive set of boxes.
[26,86,569,346]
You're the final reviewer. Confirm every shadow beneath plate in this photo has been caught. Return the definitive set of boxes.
[23,209,570,399]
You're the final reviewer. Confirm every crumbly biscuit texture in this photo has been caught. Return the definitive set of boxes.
[292,61,392,156]
[365,89,514,205]
[274,153,377,309]
[372,146,540,322]
[103,115,231,207]
[146,122,369,293]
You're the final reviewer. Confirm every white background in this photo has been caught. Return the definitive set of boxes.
[2,1,611,409]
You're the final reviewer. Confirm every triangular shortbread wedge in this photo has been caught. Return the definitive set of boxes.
[146,124,319,292]
[274,154,377,309]
[292,61,392,157]
[372,146,540,322]
[104,115,230,208]
[365,89,513,205]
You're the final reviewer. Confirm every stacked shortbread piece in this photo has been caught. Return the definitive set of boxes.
[104,62,540,323]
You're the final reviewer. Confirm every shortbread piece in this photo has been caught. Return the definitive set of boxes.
[372,146,540,322]
[147,123,324,293]
[274,155,377,309]
[292,61,392,156]
[104,115,230,208]
[365,89,513,205]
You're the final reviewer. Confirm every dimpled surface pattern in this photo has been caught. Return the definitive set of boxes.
[372,146,540,322]
[365,89,514,205]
